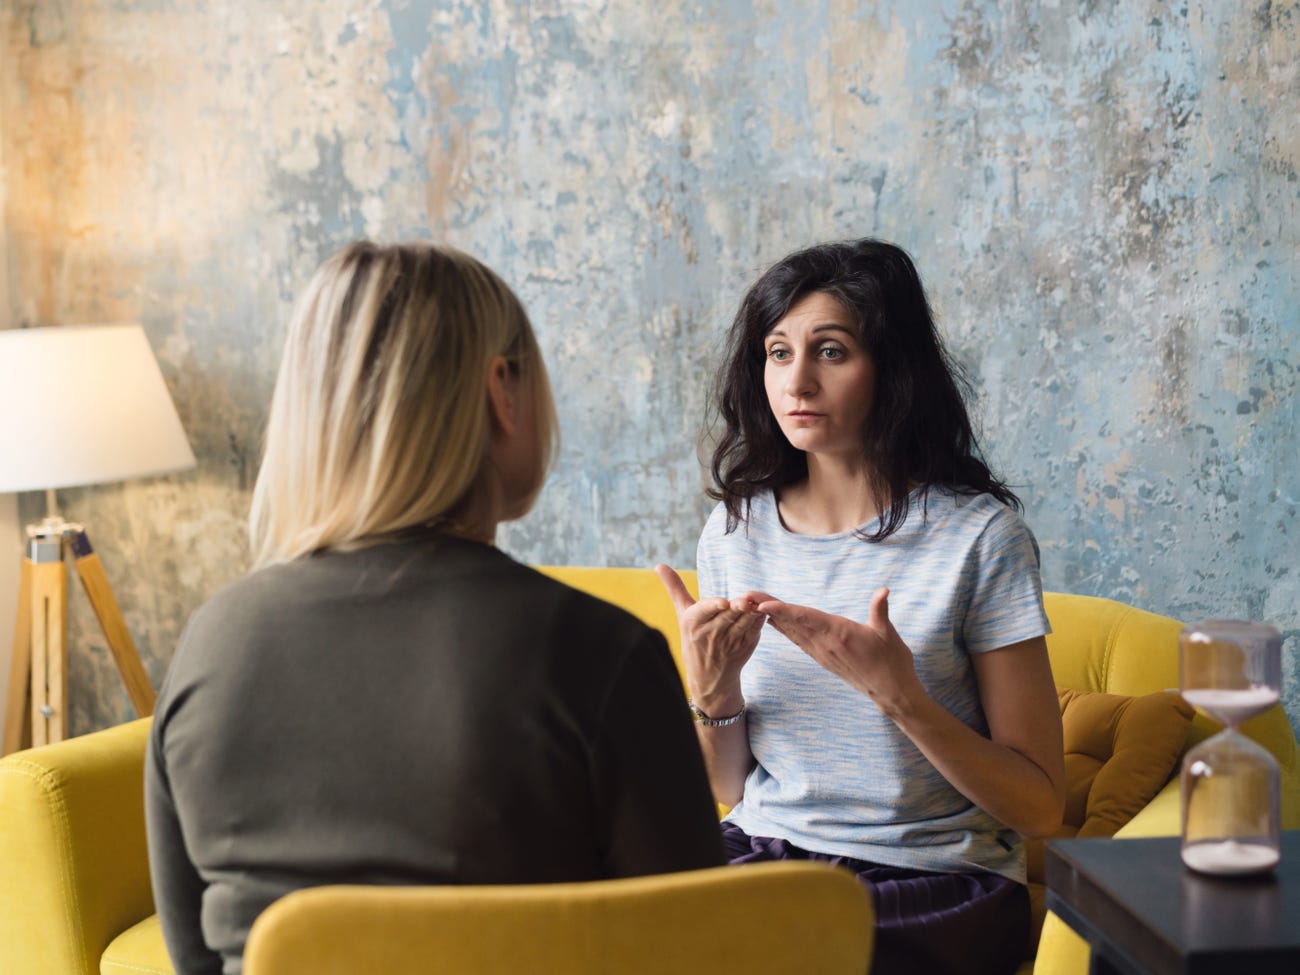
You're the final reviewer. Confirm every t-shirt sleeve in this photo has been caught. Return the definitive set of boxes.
[962,506,1051,653]
[592,628,725,877]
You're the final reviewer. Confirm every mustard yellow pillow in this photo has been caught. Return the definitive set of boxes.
[1026,687,1194,884]
[1058,687,1194,836]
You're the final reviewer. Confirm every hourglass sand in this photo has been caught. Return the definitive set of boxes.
[1179,620,1283,875]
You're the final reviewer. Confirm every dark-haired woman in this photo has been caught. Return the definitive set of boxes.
[657,239,1064,975]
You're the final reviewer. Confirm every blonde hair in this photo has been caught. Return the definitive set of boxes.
[249,240,557,567]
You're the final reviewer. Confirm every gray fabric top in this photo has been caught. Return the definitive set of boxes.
[146,531,723,975]
[698,488,1049,882]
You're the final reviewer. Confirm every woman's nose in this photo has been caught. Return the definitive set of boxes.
[785,359,816,397]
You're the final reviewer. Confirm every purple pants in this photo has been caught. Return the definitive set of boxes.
[721,822,1029,975]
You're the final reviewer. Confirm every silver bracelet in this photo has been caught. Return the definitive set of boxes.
[687,699,747,727]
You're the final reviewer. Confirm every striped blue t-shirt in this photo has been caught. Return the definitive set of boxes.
[697,487,1050,883]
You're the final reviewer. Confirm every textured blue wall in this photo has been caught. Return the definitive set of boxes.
[2,0,1296,735]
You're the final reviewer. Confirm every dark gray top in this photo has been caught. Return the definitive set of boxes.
[145,532,723,975]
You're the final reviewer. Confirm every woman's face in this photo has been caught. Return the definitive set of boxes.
[762,291,876,461]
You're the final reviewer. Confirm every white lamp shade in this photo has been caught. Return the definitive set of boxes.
[0,324,197,493]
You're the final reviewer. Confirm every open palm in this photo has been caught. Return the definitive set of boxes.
[755,588,920,713]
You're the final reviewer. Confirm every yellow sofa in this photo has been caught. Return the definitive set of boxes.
[2,567,1297,975]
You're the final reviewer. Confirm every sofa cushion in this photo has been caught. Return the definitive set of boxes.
[1026,688,1194,884]
[1058,687,1195,838]
[102,913,173,975]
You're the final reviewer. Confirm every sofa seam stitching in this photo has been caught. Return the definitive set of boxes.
[101,960,171,975]
[1101,603,1132,691]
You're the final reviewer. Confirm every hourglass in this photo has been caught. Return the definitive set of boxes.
[1179,620,1282,875]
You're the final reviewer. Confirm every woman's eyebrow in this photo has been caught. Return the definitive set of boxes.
[765,323,855,340]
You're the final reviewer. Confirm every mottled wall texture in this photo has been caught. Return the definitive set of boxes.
[1,0,1296,735]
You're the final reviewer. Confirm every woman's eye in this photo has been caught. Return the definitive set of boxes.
[767,347,790,361]
[819,345,844,360]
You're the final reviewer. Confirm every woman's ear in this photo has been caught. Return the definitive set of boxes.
[485,355,517,437]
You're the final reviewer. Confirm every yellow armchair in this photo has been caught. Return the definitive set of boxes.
[0,716,168,975]
[242,861,874,975]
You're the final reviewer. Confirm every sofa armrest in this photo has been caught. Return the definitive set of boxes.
[1034,777,1182,974]
[0,717,156,975]
[1112,777,1181,839]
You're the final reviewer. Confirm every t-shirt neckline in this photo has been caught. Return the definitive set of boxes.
[768,484,933,540]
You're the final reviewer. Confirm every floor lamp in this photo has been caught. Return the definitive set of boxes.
[0,324,196,755]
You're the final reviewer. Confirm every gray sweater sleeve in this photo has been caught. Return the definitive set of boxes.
[145,714,224,975]
[592,628,726,876]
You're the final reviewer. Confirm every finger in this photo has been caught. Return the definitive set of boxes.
[756,600,816,629]
[760,602,835,649]
[868,587,890,629]
[654,564,696,613]
[724,605,766,640]
[758,603,806,641]
[695,596,734,619]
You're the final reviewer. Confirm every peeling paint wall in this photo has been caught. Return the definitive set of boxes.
[1,0,1296,736]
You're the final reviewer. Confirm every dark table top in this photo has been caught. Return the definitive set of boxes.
[1045,833,1300,975]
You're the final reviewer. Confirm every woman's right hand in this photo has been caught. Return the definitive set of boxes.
[654,564,766,715]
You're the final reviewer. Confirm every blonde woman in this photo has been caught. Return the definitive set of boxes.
[145,241,724,975]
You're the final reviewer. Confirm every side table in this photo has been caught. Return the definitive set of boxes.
[1045,833,1300,974]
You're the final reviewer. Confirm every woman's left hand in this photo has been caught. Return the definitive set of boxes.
[754,588,923,716]
[757,588,1067,837]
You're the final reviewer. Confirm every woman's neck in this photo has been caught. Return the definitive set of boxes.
[777,454,884,535]
[439,472,503,546]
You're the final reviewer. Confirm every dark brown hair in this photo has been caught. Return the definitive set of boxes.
[709,238,1019,540]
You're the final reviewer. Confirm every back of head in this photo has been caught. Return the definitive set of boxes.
[249,241,557,566]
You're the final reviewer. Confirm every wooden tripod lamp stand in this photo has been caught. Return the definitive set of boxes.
[0,324,195,755]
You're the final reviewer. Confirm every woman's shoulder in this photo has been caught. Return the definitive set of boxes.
[162,559,310,691]
[700,491,779,540]
[532,571,656,633]
[916,489,1041,573]
[497,561,669,663]
[919,487,1027,530]
[185,534,506,634]
[185,558,299,631]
